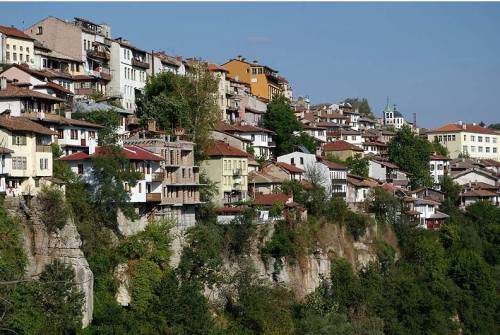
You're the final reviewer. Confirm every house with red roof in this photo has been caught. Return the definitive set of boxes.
[201,140,249,205]
[322,140,364,160]
[61,144,163,203]
[426,121,500,160]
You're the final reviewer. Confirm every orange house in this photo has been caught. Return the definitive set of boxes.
[222,56,286,101]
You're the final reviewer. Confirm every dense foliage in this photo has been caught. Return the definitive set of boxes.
[344,97,374,119]
[388,125,433,188]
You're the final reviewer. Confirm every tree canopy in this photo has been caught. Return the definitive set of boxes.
[344,97,375,119]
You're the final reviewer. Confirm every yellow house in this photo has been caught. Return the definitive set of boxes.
[323,140,364,161]
[222,56,285,101]
[427,122,500,160]
[0,115,56,196]
[201,140,248,206]
[0,25,35,66]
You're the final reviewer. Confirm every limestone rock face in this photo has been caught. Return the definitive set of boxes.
[114,263,131,306]
[9,198,94,328]
[116,209,148,237]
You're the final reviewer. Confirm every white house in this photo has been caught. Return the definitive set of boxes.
[303,124,327,143]
[150,51,185,76]
[0,25,35,66]
[451,168,498,187]
[216,122,276,160]
[108,37,148,111]
[60,144,163,203]
[429,154,450,188]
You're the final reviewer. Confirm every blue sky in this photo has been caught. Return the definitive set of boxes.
[1,2,499,128]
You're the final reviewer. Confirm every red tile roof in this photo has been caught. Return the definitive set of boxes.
[59,151,90,161]
[0,84,64,101]
[318,158,347,170]
[34,82,73,95]
[215,121,274,134]
[277,162,304,173]
[430,123,497,135]
[0,25,34,40]
[462,189,498,197]
[323,140,364,152]
[206,141,249,157]
[25,113,103,129]
[430,154,450,161]
[0,116,57,135]
[252,193,290,206]
[208,63,229,73]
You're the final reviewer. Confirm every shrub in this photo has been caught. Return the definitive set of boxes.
[38,185,69,232]
[346,212,370,240]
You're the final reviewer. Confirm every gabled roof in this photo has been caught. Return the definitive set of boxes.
[59,151,90,161]
[451,168,497,181]
[0,84,64,101]
[208,63,229,73]
[252,193,290,206]
[206,141,248,158]
[323,140,364,152]
[461,189,498,197]
[24,113,103,129]
[33,81,73,95]
[0,25,34,40]
[277,162,304,174]
[318,157,346,170]
[61,145,162,161]
[429,123,497,135]
[430,154,450,161]
[248,171,283,184]
[347,174,378,188]
[0,116,57,135]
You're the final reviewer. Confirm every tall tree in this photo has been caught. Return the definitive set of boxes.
[138,63,220,161]
[344,97,375,119]
[388,125,433,188]
[262,94,304,155]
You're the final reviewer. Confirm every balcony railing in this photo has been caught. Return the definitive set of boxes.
[87,49,111,60]
[36,144,52,153]
[151,172,164,182]
[132,58,150,69]
[146,193,161,202]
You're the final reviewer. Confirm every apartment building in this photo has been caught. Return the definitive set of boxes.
[0,115,56,196]
[222,56,286,101]
[33,40,84,76]
[150,51,185,76]
[108,37,149,111]
[124,135,201,227]
[427,122,500,160]
[201,140,249,206]
[0,25,35,66]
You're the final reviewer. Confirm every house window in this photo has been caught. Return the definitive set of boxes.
[430,164,435,170]
[12,157,27,170]
[478,136,483,142]
[39,158,48,170]
[464,135,466,141]
[6,52,9,61]
[463,145,468,152]
[77,164,84,175]
[58,129,64,139]
[13,53,17,61]
[37,26,43,34]
[478,146,483,153]
[493,138,497,144]
[20,46,23,52]
[493,148,497,153]
[138,183,142,193]
[6,44,9,50]
[438,164,443,170]
[485,147,490,153]
[19,54,23,62]
[70,129,78,140]
[26,55,30,63]
[452,135,456,141]
[471,146,476,152]
[26,47,29,53]
[300,157,304,164]
[12,135,27,145]
[291,157,295,165]
[485,137,490,143]
[471,135,475,141]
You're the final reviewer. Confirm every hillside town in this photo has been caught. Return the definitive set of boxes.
[0,16,499,233]
[1,7,499,335]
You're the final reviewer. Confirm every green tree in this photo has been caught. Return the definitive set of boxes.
[139,63,220,160]
[344,98,375,119]
[488,123,500,130]
[295,132,317,154]
[345,154,369,177]
[388,125,433,188]
[262,94,304,155]
[74,109,121,146]
[431,137,449,156]
[90,146,141,231]
[37,185,69,232]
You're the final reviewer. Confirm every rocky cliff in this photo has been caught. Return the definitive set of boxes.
[4,196,94,327]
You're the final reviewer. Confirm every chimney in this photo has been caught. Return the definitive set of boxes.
[237,55,242,61]
[0,77,7,90]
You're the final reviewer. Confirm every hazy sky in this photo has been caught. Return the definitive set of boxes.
[1,2,499,128]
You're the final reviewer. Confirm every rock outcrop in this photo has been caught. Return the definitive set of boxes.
[6,197,94,328]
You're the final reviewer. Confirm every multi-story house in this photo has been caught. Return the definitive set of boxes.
[0,146,13,193]
[208,63,233,121]
[429,154,450,187]
[25,17,112,94]
[427,122,500,160]
[329,129,364,147]
[61,144,164,203]
[33,40,85,76]
[201,140,248,206]
[0,25,35,66]
[383,103,407,129]
[24,112,101,156]
[150,51,185,76]
[358,116,376,130]
[215,121,275,160]
[108,37,149,111]
[222,56,286,101]
[323,140,364,160]
[123,135,201,227]
[368,158,409,188]
[339,102,360,130]
[303,124,327,143]
[0,77,65,115]
[0,115,56,196]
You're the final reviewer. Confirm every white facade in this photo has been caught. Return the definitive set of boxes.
[109,39,148,111]
[452,169,497,186]
[0,32,35,65]
[429,158,449,186]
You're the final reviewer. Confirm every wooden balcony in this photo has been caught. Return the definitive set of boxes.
[146,193,161,202]
[36,144,52,153]
[87,49,110,60]
[132,58,150,69]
